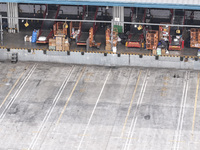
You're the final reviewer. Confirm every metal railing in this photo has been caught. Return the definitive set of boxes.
[2,16,200,28]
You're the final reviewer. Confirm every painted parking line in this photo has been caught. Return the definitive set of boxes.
[125,70,150,150]
[0,65,29,109]
[54,67,86,127]
[28,66,75,150]
[191,72,200,139]
[0,64,37,122]
[173,71,190,150]
[77,69,111,150]
[120,70,142,138]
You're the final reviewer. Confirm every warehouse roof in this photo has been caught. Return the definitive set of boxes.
[1,0,200,10]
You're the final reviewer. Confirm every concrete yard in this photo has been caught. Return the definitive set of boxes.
[0,61,200,150]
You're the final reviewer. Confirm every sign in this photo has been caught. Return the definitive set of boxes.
[115,17,120,22]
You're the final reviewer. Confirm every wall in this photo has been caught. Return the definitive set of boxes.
[150,9,171,19]
[18,4,45,13]
[0,48,200,70]
[0,3,7,12]
[59,6,83,15]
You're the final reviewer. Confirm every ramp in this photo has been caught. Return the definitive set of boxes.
[36,5,60,44]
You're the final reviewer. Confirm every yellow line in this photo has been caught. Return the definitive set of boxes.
[120,71,142,138]
[192,72,200,138]
[0,65,29,108]
[55,67,86,126]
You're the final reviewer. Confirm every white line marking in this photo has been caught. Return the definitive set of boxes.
[128,74,149,150]
[176,71,190,150]
[123,70,149,150]
[120,70,142,138]
[173,71,187,150]
[0,64,37,122]
[173,71,187,149]
[28,66,75,150]
[77,69,111,150]
[173,71,189,150]
[123,70,147,150]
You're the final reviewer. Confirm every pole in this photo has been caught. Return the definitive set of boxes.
[15,3,19,33]
[0,15,3,45]
[111,19,113,52]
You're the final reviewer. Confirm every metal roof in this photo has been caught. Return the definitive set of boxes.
[1,0,200,10]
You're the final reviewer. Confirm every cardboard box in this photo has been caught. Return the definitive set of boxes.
[56,37,63,44]
[63,45,69,51]
[161,48,165,55]
[105,46,111,51]
[105,43,111,51]
[55,36,64,51]
[152,49,157,55]
[49,38,56,46]
[61,38,69,51]
[56,46,63,51]
[49,46,56,50]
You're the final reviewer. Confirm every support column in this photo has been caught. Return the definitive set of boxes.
[0,15,3,45]
[7,2,19,33]
[113,6,124,33]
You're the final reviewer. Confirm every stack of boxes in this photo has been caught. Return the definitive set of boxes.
[161,48,166,55]
[190,28,200,48]
[112,30,118,52]
[105,28,111,50]
[49,38,56,50]
[49,34,70,51]
[105,28,118,51]
[55,34,65,51]
[89,27,94,48]
[63,38,70,51]
[113,30,118,47]
[146,30,159,55]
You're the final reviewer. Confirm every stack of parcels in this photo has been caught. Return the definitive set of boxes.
[49,34,70,51]
[49,38,56,50]
[190,28,200,48]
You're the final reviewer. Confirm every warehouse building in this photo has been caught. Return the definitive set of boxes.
[0,1,200,150]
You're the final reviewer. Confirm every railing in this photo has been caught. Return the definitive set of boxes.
[82,5,86,20]
[46,30,53,41]
[46,5,60,42]
[170,9,174,24]
[77,6,86,42]
[37,4,47,39]
[131,7,134,22]
[142,8,146,28]
[143,8,146,23]
[183,10,186,26]
[77,22,82,42]
[54,5,61,23]
[93,6,99,34]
